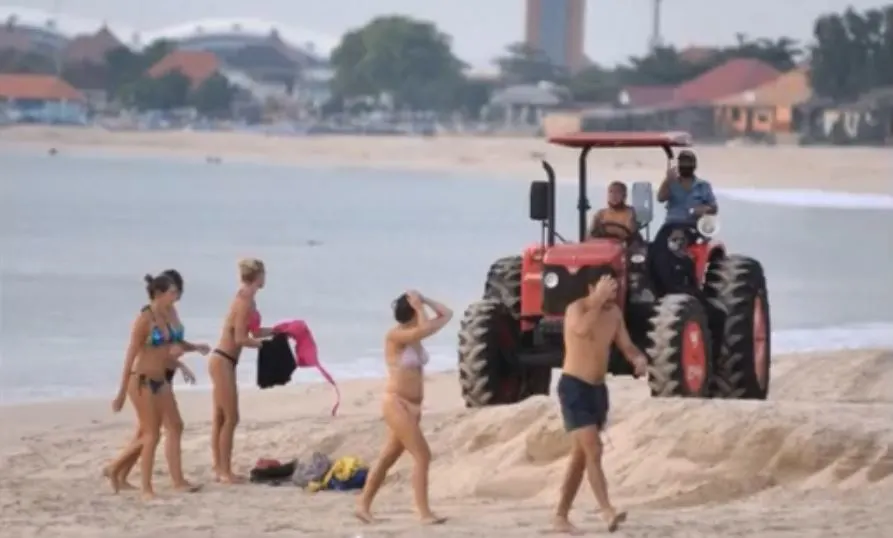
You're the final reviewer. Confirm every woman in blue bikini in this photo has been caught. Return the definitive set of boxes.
[104,273,207,499]
[105,270,209,494]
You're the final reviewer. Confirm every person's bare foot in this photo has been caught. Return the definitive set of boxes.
[217,473,246,484]
[103,467,121,494]
[140,489,156,501]
[117,479,137,491]
[603,509,627,533]
[419,513,447,525]
[173,480,203,493]
[354,507,376,524]
[551,515,582,535]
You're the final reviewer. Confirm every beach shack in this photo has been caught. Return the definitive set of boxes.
[0,73,87,124]
[712,67,812,143]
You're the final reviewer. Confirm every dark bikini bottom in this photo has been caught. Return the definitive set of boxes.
[165,368,175,383]
[213,348,239,366]
[133,373,168,395]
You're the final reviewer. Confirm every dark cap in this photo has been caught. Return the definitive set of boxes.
[677,150,697,164]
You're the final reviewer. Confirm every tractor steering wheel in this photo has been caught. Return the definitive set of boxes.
[590,221,640,243]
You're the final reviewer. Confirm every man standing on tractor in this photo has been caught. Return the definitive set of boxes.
[656,149,718,225]
[552,268,648,534]
[651,149,718,296]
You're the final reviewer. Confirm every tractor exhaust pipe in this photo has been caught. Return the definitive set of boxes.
[541,160,557,246]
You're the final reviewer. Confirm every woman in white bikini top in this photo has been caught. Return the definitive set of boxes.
[355,290,452,526]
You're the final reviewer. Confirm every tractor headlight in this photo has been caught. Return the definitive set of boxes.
[543,271,559,289]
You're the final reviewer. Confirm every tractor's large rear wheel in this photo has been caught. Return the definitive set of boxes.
[458,296,550,407]
[646,294,713,397]
[458,298,523,407]
[705,255,771,400]
[483,255,522,318]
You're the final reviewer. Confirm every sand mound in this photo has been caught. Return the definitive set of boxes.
[275,350,893,509]
[770,349,893,403]
[242,393,892,511]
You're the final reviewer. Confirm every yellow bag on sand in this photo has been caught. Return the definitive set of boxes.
[307,456,367,492]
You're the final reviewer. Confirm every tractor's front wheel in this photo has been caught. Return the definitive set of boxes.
[705,255,771,400]
[646,294,713,397]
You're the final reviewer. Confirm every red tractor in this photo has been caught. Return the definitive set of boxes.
[457,132,771,407]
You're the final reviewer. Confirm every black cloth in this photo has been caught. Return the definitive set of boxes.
[257,333,296,389]
[649,222,701,299]
[557,374,610,431]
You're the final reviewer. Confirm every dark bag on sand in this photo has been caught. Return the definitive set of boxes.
[257,333,297,389]
[250,459,297,486]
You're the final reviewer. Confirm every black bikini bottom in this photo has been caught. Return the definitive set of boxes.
[213,348,239,366]
[134,374,167,395]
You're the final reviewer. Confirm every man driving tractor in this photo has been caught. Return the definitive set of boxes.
[588,182,638,241]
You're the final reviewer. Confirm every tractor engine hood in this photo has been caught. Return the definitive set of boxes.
[541,240,625,272]
[539,241,627,315]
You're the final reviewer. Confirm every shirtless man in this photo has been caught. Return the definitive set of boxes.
[552,268,649,534]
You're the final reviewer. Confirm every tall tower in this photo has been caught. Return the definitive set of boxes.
[649,0,664,51]
[524,0,586,72]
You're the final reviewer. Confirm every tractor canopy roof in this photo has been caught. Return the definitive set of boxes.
[548,131,692,149]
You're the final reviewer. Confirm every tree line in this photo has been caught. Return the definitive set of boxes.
[0,4,890,116]
[327,4,892,111]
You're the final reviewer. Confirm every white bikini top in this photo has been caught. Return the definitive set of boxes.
[399,345,429,369]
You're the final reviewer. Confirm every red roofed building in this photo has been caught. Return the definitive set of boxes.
[0,73,84,101]
[0,74,88,124]
[671,58,781,106]
[147,50,220,87]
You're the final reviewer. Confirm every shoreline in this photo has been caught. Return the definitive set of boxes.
[3,338,892,408]
[1,125,891,195]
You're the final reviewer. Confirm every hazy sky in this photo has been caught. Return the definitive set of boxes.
[9,0,891,67]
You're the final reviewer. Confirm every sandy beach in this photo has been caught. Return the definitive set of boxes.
[0,349,891,537]
[1,126,891,195]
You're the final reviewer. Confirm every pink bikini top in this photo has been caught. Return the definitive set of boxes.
[247,310,262,334]
[399,345,429,369]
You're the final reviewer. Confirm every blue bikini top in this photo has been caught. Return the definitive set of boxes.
[143,306,185,347]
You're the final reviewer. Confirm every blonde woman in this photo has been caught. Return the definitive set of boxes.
[209,258,272,483]
[105,274,181,500]
[356,290,452,525]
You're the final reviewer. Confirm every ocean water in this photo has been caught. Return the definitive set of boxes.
[1,149,892,404]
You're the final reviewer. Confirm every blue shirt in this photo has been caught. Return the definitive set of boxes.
[664,177,717,224]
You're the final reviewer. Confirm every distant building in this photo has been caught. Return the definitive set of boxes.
[0,73,87,124]
[63,26,122,65]
[0,17,68,57]
[524,0,586,73]
[141,20,333,105]
[148,50,221,87]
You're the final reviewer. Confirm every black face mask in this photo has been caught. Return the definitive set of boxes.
[677,166,695,179]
